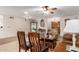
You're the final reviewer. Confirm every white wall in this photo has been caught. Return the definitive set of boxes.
[60,17,65,36]
[31,17,60,34]
[33,15,79,37]
[0,15,30,39]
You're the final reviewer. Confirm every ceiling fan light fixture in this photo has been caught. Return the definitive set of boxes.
[41,6,48,11]
[41,6,57,14]
[43,11,49,14]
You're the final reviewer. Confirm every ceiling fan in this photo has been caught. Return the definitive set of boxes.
[41,6,57,14]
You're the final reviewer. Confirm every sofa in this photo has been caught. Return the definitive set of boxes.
[62,33,79,47]
[62,33,73,45]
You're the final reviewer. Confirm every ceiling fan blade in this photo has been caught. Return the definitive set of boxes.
[50,11,54,14]
[51,8,57,10]
[41,6,49,10]
[44,6,49,10]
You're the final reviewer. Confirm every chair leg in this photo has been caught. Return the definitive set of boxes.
[30,48,32,52]
[19,47,21,52]
[25,49,27,52]
[25,48,28,52]
[53,41,56,49]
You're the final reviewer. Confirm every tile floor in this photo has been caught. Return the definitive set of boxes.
[0,37,18,52]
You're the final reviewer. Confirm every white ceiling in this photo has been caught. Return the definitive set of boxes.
[0,6,79,19]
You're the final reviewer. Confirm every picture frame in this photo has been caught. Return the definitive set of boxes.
[40,19,45,27]
[30,22,37,32]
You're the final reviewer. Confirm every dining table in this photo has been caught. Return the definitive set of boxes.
[40,37,57,49]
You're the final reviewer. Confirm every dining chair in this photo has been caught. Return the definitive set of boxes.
[28,32,48,52]
[17,31,31,52]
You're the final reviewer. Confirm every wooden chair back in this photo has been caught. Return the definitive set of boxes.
[28,32,41,52]
[17,31,27,51]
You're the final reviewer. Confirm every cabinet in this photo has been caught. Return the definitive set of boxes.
[51,21,60,34]
[51,21,60,28]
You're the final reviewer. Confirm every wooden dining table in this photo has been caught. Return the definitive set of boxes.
[40,37,57,49]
